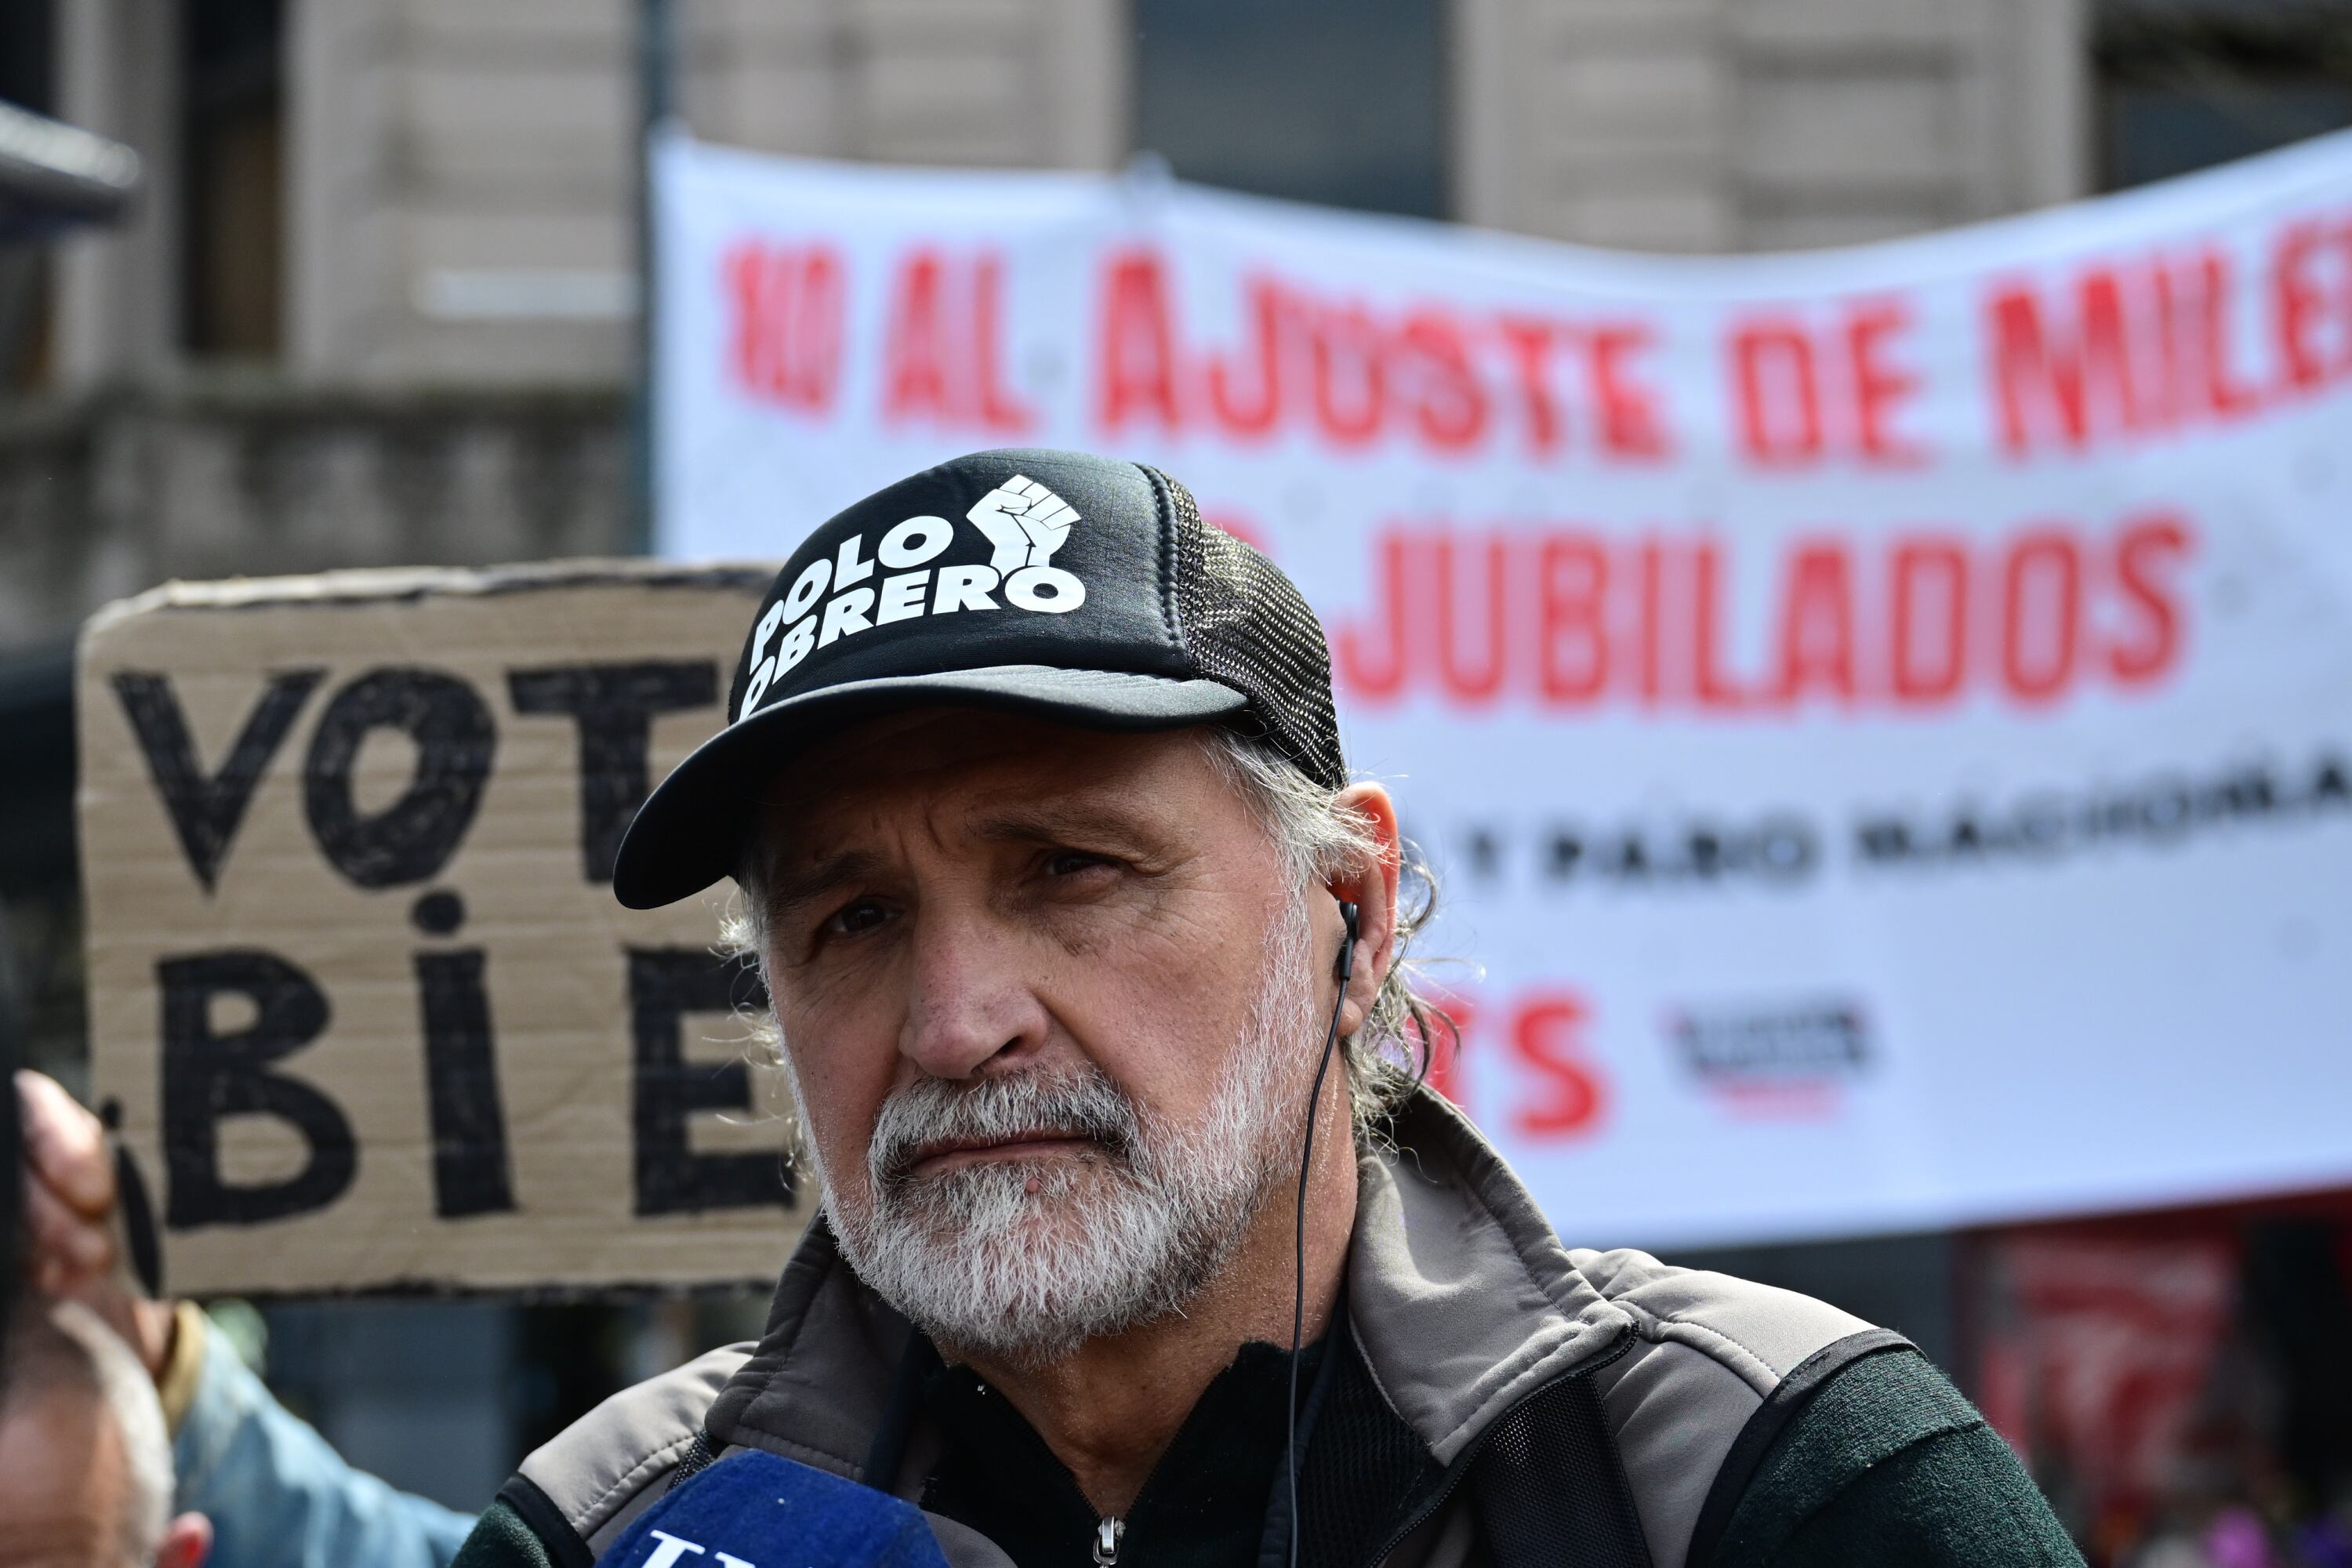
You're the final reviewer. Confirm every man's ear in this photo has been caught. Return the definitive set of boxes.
[154,1511,212,1568]
[1329,782,1403,1038]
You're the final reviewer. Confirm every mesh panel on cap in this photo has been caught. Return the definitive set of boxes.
[1154,467,1348,789]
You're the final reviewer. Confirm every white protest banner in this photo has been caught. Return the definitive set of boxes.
[655,132,2352,1248]
[81,564,808,1294]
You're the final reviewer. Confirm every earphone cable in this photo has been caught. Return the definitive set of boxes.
[1289,908,1355,1568]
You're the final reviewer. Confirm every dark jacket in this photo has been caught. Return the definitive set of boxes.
[454,1092,2083,1568]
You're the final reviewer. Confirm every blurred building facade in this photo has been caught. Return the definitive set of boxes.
[5,0,2352,1546]
[43,0,2088,399]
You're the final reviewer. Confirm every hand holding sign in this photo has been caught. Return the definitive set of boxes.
[966,474,1078,573]
[16,1073,176,1378]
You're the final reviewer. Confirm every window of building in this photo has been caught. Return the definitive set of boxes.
[1131,0,1447,220]
[2097,0,2352,189]
[182,0,285,358]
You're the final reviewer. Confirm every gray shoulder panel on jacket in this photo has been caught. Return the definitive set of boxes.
[1349,1098,1632,1467]
[1570,1247,1874,1394]
[517,1341,754,1550]
[1572,1248,1882,1568]
[1592,1339,1766,1568]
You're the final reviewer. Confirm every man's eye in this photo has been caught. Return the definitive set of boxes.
[1044,849,1114,878]
[822,900,891,938]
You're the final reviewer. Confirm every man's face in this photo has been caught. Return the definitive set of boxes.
[750,711,1324,1361]
[0,1385,131,1568]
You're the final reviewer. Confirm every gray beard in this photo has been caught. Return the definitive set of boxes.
[797,891,1321,1367]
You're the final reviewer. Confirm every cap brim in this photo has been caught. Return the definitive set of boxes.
[611,664,1250,909]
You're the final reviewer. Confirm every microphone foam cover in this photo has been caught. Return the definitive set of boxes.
[604,1448,951,1568]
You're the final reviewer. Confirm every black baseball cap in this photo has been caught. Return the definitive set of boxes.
[612,448,1345,909]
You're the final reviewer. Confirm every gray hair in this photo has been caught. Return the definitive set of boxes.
[5,1301,175,1566]
[1193,730,1445,1126]
[724,725,1446,1130]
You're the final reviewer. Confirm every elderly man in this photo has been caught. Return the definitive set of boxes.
[455,451,2080,1568]
[0,1299,211,1568]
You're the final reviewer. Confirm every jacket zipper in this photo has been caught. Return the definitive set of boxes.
[1357,1327,1638,1568]
[1093,1515,1125,1565]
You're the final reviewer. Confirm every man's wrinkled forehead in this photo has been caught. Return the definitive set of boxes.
[743,709,1232,880]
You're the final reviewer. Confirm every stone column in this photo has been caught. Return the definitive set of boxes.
[54,0,181,381]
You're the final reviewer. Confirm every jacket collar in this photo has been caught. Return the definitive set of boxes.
[703,1087,1632,1477]
[1347,1090,1631,1465]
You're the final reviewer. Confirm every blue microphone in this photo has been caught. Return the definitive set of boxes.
[604,1450,949,1568]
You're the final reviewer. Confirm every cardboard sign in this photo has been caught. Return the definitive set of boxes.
[79,562,810,1294]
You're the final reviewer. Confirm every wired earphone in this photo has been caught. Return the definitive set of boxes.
[1286,897,1359,1568]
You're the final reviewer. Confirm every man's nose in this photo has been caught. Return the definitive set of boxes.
[897,909,1051,1080]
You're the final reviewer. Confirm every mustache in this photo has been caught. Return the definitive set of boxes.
[867,1067,1142,1190]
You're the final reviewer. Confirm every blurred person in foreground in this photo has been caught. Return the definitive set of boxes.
[14,1071,474,1568]
[456,449,2083,1568]
[0,1298,209,1568]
